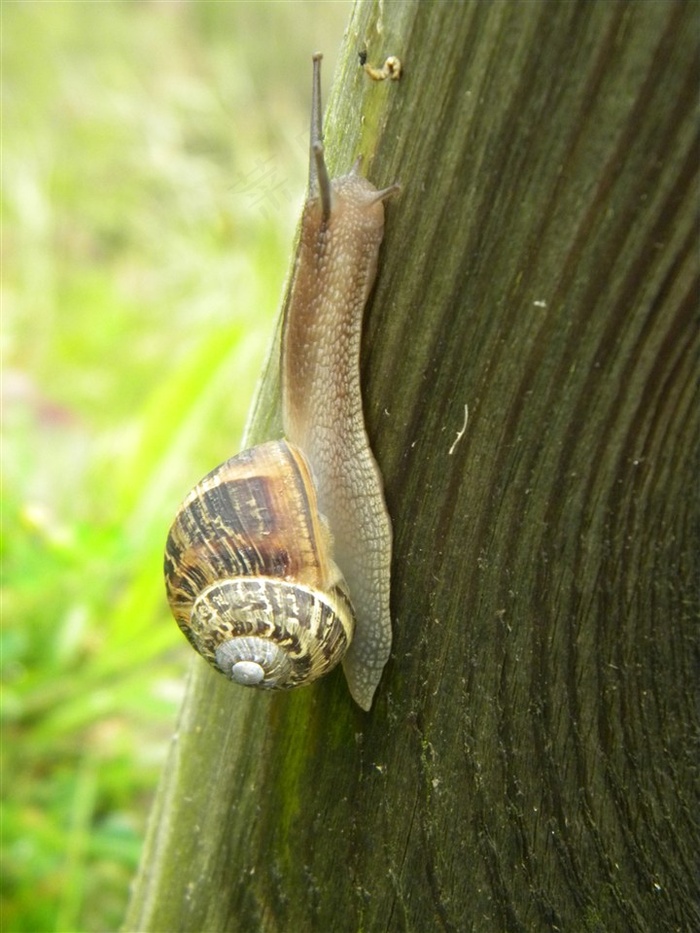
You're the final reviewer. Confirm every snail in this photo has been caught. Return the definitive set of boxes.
[164,53,398,710]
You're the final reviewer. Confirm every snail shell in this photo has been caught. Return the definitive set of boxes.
[164,440,354,689]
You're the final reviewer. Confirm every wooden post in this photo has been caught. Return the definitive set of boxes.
[126,2,699,929]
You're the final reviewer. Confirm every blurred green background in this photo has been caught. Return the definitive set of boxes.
[1,1,351,929]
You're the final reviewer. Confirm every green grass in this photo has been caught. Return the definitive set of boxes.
[1,2,350,929]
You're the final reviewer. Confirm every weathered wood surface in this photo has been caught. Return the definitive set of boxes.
[126,2,699,930]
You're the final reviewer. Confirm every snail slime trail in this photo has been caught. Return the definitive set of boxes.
[164,54,399,711]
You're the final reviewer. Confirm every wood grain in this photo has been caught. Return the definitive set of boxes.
[126,3,699,930]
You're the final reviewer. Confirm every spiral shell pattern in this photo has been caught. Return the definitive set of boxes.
[164,440,355,689]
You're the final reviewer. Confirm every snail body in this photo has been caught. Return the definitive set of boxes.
[164,54,398,709]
